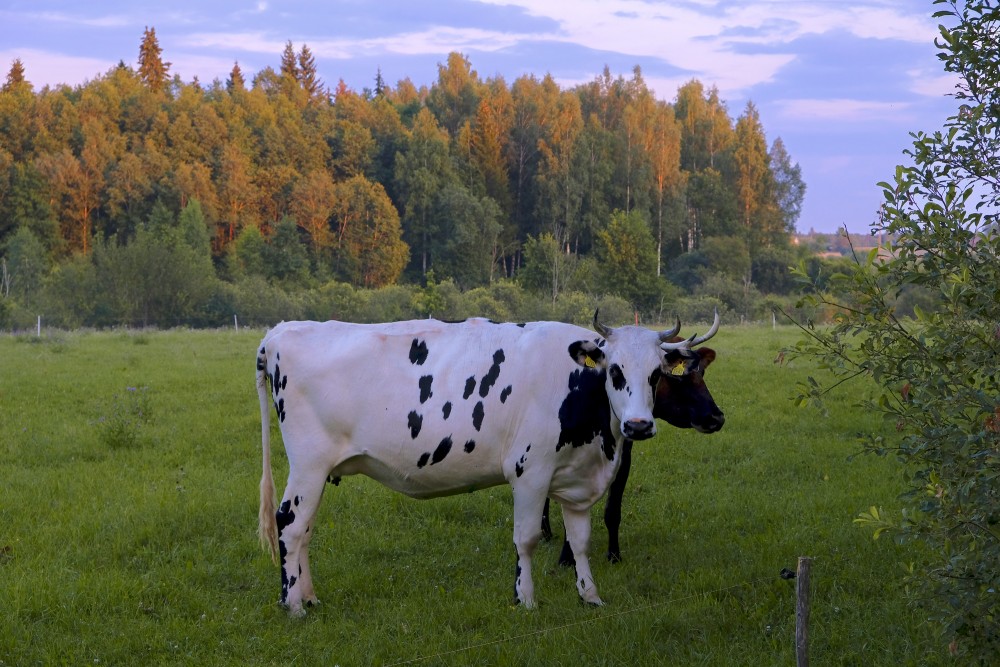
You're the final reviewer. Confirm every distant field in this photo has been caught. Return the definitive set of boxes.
[0,325,947,665]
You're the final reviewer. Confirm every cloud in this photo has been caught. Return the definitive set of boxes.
[0,48,115,88]
[470,0,940,95]
[6,10,131,28]
[907,68,960,98]
[774,97,912,122]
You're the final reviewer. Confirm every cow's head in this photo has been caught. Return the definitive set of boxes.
[569,313,696,441]
[655,314,725,434]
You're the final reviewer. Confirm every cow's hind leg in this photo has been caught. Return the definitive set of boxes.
[562,505,603,606]
[276,470,327,617]
[298,518,319,607]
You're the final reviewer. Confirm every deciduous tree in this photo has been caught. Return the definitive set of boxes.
[790,1,1000,659]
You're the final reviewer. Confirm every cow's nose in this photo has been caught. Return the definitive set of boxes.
[696,411,725,434]
[624,419,655,440]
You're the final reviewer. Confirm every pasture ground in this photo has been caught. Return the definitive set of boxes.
[0,325,947,665]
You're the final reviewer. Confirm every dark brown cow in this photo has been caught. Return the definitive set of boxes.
[543,315,724,564]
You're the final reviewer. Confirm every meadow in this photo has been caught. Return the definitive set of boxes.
[0,325,948,665]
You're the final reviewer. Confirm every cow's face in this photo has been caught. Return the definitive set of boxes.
[570,325,673,441]
[655,346,725,433]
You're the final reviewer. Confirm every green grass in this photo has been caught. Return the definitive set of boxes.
[0,326,947,665]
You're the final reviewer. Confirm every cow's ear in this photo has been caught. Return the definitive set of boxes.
[569,340,606,369]
[698,347,716,368]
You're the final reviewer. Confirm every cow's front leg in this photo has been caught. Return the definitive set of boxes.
[603,439,633,563]
[562,505,603,606]
[511,486,547,608]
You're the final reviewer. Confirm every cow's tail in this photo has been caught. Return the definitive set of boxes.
[257,341,279,564]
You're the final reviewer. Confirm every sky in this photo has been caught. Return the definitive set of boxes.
[0,0,962,236]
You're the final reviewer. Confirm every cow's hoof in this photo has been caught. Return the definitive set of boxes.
[606,551,622,564]
[581,596,605,607]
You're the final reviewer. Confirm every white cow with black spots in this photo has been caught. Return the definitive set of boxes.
[256,314,710,616]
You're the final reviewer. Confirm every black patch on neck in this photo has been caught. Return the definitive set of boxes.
[463,376,476,399]
[500,385,512,403]
[442,401,452,419]
[464,439,476,453]
[557,369,615,461]
[409,338,429,365]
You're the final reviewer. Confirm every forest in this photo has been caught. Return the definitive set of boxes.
[0,27,834,329]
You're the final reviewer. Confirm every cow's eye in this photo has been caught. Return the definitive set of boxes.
[608,364,626,391]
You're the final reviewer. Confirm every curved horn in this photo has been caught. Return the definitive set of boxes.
[593,309,613,339]
[657,318,681,342]
[660,309,720,351]
[689,308,720,346]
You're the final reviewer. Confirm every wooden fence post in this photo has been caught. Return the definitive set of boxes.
[796,556,812,667]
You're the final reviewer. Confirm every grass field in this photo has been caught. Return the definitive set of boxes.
[0,325,948,665]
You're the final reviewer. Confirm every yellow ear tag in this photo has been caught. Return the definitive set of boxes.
[671,362,686,376]
[585,356,597,368]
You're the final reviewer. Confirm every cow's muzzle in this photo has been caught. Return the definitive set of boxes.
[694,410,725,434]
[623,418,656,440]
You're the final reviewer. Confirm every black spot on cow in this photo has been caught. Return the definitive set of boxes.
[281,375,287,391]
[431,436,453,465]
[556,369,615,461]
[274,397,286,423]
[479,349,506,398]
[419,375,434,403]
[472,401,485,431]
[409,338,429,365]
[609,364,627,391]
[464,439,476,453]
[515,444,532,477]
[500,385,512,403]
[417,452,431,468]
[517,322,527,328]
[463,376,476,399]
[513,545,523,603]
[276,499,295,532]
[408,411,423,439]
[293,495,300,507]
[256,355,265,372]
[442,402,452,419]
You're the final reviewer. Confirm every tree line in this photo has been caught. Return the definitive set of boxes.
[0,27,817,328]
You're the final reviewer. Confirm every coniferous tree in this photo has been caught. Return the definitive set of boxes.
[280,41,299,82]
[137,27,170,93]
[2,58,27,92]
[227,61,246,93]
[298,44,323,100]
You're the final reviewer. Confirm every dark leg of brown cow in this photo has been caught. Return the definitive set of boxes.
[555,440,636,567]
[604,439,633,563]
[541,498,553,541]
